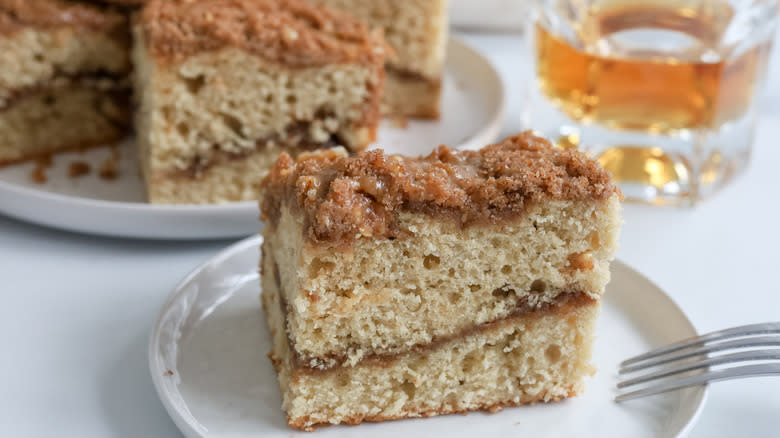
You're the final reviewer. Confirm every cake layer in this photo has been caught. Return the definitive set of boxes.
[148,138,340,204]
[1,73,128,110]
[262,195,619,368]
[0,85,130,165]
[310,0,447,79]
[0,0,130,96]
[0,0,130,165]
[133,42,380,177]
[382,68,441,118]
[147,145,281,204]
[262,269,600,430]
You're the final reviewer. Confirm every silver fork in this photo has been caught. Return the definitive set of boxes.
[615,322,780,402]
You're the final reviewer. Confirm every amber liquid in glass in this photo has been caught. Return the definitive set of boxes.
[532,2,773,200]
[535,3,770,133]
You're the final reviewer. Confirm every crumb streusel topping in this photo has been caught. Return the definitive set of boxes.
[140,0,387,67]
[260,132,619,244]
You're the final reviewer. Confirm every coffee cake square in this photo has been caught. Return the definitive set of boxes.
[259,132,622,430]
[133,0,386,204]
[312,0,447,118]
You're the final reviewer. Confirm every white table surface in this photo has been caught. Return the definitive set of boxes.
[2,32,779,437]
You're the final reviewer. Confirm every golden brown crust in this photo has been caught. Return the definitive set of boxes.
[260,132,620,246]
[0,0,128,36]
[287,389,579,431]
[139,0,388,67]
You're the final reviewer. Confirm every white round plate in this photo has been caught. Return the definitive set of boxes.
[150,236,707,438]
[0,38,504,240]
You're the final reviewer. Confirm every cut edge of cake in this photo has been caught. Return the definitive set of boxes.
[262,248,601,430]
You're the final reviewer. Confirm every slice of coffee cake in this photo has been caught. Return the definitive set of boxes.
[133,0,386,204]
[259,132,622,430]
[311,0,447,118]
[0,0,131,166]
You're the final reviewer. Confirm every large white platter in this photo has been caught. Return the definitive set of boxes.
[149,236,707,438]
[0,38,504,240]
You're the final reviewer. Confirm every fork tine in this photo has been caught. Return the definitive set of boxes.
[615,363,780,402]
[620,322,780,368]
[620,336,780,374]
[617,350,780,388]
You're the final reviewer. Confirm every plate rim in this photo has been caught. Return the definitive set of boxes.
[148,235,264,437]
[149,235,708,437]
[0,36,505,239]
[610,261,709,438]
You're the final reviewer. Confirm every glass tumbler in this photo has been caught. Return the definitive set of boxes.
[523,0,779,206]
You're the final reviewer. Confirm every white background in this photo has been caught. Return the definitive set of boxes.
[2,32,779,436]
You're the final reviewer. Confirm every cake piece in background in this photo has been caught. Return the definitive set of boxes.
[311,0,447,118]
[0,0,131,166]
[133,0,386,204]
[259,132,622,430]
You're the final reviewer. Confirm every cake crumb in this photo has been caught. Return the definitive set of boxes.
[30,166,47,183]
[37,155,53,167]
[30,155,53,184]
[98,147,121,180]
[68,161,91,178]
[390,116,408,129]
